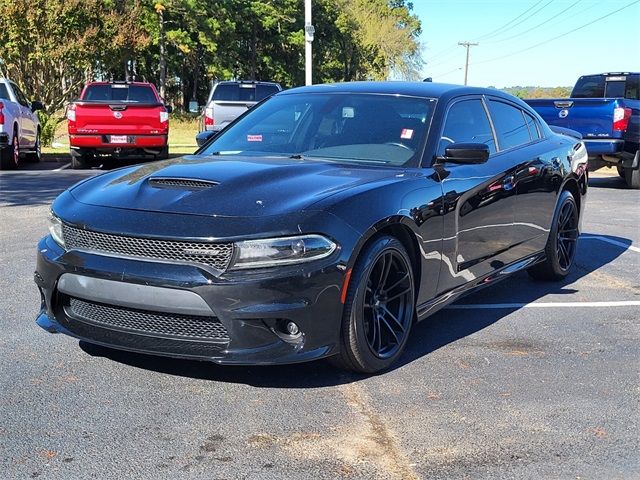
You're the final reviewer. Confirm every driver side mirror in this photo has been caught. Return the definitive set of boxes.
[439,143,490,164]
[196,130,218,147]
[164,105,173,114]
[31,101,44,112]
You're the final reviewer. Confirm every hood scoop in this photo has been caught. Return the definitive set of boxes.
[148,177,219,190]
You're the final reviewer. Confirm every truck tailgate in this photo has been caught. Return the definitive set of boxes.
[525,98,621,139]
[73,102,167,134]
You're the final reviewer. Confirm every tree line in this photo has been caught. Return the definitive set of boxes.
[0,0,422,143]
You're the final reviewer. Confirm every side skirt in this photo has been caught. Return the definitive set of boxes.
[415,250,546,321]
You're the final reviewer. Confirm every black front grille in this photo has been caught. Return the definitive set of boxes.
[62,224,233,271]
[66,297,230,341]
[149,178,218,189]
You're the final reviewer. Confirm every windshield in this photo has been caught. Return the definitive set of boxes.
[83,84,158,103]
[201,93,435,167]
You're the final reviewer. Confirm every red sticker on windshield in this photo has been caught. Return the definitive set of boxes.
[247,134,263,142]
[400,129,414,140]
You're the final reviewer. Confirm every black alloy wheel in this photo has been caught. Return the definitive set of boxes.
[555,199,578,271]
[363,250,414,359]
[528,190,579,281]
[331,236,415,373]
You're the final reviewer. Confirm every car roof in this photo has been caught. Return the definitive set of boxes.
[85,81,155,86]
[215,80,281,86]
[278,81,511,101]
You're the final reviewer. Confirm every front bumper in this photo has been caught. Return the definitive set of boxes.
[34,235,347,365]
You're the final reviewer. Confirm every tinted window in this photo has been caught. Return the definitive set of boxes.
[572,75,605,98]
[83,84,158,103]
[524,111,541,140]
[605,81,625,98]
[203,93,435,167]
[12,85,29,106]
[624,74,640,100]
[488,101,531,150]
[439,99,496,155]
[0,83,10,100]
[213,84,279,102]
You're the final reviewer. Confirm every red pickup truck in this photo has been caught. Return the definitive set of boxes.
[67,81,171,169]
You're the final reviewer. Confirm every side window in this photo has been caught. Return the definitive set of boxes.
[488,100,531,150]
[14,86,29,106]
[624,75,639,100]
[439,99,496,155]
[524,111,541,140]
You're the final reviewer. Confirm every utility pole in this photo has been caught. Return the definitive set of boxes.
[304,0,315,85]
[458,41,478,86]
[156,3,166,98]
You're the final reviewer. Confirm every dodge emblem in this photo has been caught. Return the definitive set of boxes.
[558,109,569,119]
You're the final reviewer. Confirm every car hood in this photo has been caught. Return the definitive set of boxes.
[69,155,402,217]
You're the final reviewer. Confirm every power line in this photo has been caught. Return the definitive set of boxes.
[471,0,640,66]
[473,0,547,41]
[478,0,556,41]
[486,0,584,44]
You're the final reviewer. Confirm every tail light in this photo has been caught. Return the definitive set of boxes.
[204,106,214,127]
[66,103,76,123]
[613,107,631,131]
[0,102,4,125]
[160,111,169,123]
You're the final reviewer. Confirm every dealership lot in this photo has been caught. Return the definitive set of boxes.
[1,164,638,479]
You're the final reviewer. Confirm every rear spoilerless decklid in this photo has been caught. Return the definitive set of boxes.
[69,101,168,135]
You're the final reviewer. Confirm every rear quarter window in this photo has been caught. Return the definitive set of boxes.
[572,75,605,98]
[0,83,10,100]
[488,100,532,150]
[624,75,640,100]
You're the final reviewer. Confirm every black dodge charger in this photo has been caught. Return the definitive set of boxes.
[35,82,588,373]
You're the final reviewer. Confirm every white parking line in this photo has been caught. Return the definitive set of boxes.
[53,163,71,171]
[581,235,640,253]
[448,301,640,309]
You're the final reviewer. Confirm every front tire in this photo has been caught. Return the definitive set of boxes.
[528,190,579,281]
[331,236,415,373]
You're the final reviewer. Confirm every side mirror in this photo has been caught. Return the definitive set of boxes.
[31,101,44,112]
[196,130,218,147]
[164,105,173,114]
[441,143,490,164]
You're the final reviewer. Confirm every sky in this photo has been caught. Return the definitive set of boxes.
[411,0,640,88]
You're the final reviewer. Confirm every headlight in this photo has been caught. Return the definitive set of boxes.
[49,213,65,247]
[230,234,337,269]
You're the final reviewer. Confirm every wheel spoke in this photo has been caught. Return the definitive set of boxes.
[381,306,405,333]
[385,286,413,303]
[379,315,400,345]
[384,272,409,295]
[378,253,392,288]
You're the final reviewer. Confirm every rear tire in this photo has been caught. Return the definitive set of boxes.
[0,131,20,170]
[330,236,415,374]
[624,167,640,189]
[70,148,88,169]
[528,190,579,281]
[25,130,41,163]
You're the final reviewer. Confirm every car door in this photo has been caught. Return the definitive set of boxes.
[434,96,520,295]
[10,83,36,147]
[486,98,560,253]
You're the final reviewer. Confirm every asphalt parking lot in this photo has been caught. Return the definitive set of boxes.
[1,162,638,480]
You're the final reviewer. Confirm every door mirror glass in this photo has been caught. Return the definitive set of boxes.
[196,130,218,147]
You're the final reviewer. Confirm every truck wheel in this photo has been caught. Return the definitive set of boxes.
[0,132,20,170]
[155,146,169,160]
[528,190,579,281]
[70,149,88,169]
[25,130,42,163]
[624,167,640,189]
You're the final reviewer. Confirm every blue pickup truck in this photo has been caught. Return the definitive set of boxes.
[526,73,640,188]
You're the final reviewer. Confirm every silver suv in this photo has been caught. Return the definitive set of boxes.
[201,81,281,132]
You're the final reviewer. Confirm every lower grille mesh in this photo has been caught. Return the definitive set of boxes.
[66,297,229,341]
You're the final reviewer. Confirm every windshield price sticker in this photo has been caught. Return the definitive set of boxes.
[247,134,263,142]
[400,129,414,140]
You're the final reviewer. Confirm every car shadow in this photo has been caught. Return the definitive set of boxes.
[78,232,633,388]
[588,174,628,190]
